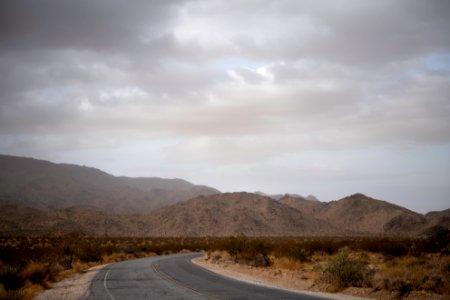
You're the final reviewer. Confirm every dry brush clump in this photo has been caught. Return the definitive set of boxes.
[320,249,373,292]
[0,235,209,299]
[374,254,450,297]
[1,233,449,299]
[213,235,271,267]
[206,235,450,297]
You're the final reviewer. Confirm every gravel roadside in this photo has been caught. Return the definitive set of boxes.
[191,256,370,300]
[34,264,108,300]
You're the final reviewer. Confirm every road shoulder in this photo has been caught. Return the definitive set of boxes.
[192,255,370,300]
[34,264,108,300]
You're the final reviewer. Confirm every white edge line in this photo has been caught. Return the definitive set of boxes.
[103,266,116,300]
[190,256,370,300]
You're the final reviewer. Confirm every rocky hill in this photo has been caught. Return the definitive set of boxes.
[136,193,336,237]
[0,193,336,237]
[425,208,450,229]
[1,192,447,237]
[0,204,137,236]
[279,195,324,216]
[268,193,319,201]
[1,154,448,237]
[279,193,439,236]
[0,154,219,213]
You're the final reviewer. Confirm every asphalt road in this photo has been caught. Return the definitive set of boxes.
[88,252,332,300]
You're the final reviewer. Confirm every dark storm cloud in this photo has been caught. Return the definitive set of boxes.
[0,0,180,53]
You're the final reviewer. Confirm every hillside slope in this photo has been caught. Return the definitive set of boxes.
[0,192,448,237]
[0,204,137,236]
[279,195,325,216]
[279,193,435,236]
[138,192,336,237]
[0,154,219,213]
[1,155,448,237]
[0,193,336,237]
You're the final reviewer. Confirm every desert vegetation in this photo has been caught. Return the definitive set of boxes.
[205,230,450,299]
[0,229,449,299]
[0,234,207,299]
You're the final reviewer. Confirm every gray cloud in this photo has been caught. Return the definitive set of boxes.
[0,0,180,53]
[0,0,449,212]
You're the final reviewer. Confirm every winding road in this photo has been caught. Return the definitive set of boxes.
[87,252,331,299]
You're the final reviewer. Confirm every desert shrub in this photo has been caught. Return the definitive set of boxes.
[120,243,135,255]
[240,240,269,260]
[47,263,64,282]
[272,256,303,270]
[63,245,75,268]
[379,254,450,296]
[321,250,373,290]
[78,245,102,263]
[2,235,449,299]
[386,278,412,297]
[206,250,221,262]
[284,244,312,262]
[20,261,47,284]
[420,226,450,253]
[1,288,24,300]
[374,239,409,257]
[0,266,23,291]
[221,236,244,259]
[0,283,6,298]
[383,254,397,264]
[308,240,344,255]
[217,236,271,266]
[350,237,413,257]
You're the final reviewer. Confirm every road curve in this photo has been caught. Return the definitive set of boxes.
[88,252,331,300]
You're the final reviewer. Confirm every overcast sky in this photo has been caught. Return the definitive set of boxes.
[1,0,449,213]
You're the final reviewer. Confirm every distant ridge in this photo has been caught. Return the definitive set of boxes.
[136,192,335,237]
[305,195,319,201]
[268,193,319,201]
[280,193,431,235]
[0,154,448,237]
[1,192,448,237]
[0,154,220,213]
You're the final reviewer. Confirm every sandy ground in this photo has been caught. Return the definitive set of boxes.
[192,256,370,300]
[34,254,448,300]
[192,255,450,300]
[34,264,108,300]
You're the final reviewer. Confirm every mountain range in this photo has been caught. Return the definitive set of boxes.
[0,154,448,237]
[0,154,219,213]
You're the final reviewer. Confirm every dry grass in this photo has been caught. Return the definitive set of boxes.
[1,235,449,299]
[20,261,47,286]
[271,256,303,270]
[320,249,373,292]
[0,235,207,299]
[374,254,450,297]
[203,241,450,299]
[21,282,44,300]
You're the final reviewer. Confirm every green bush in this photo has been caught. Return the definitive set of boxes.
[321,249,373,290]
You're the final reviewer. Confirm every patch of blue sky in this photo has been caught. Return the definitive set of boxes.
[34,86,78,105]
[212,57,266,71]
[381,53,450,91]
[423,53,450,71]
